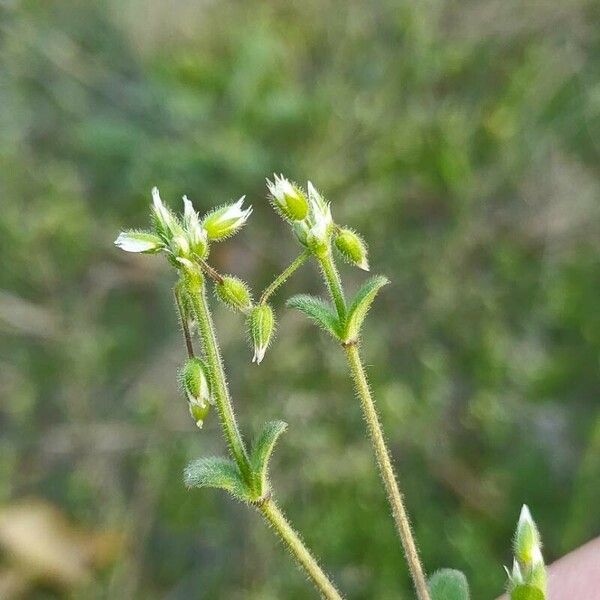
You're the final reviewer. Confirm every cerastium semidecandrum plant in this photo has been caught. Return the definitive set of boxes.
[115,180,550,600]
[115,189,342,599]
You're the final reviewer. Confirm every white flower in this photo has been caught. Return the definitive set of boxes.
[182,195,208,255]
[114,230,164,253]
[203,196,253,240]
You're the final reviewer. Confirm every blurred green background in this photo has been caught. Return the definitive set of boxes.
[1,0,599,598]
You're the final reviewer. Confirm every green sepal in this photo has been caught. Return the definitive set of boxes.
[250,420,288,496]
[342,275,389,342]
[511,584,545,600]
[286,294,342,339]
[428,569,470,600]
[184,456,251,502]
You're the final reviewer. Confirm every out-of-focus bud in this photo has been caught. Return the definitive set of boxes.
[180,357,212,428]
[202,197,252,241]
[507,505,547,597]
[515,505,542,567]
[182,196,208,257]
[114,230,164,253]
[248,304,275,364]
[267,174,309,221]
[151,187,180,240]
[334,228,369,271]
[215,276,253,312]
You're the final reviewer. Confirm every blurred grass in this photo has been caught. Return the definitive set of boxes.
[0,0,599,598]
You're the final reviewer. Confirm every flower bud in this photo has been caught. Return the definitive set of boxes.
[507,505,547,596]
[180,357,212,428]
[169,234,191,259]
[306,219,330,257]
[114,230,164,254]
[182,195,208,257]
[334,228,369,271]
[202,197,252,240]
[248,304,275,364]
[267,174,309,221]
[215,276,253,312]
[514,505,542,568]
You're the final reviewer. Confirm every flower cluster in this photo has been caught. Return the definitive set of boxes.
[114,187,252,269]
[267,175,368,270]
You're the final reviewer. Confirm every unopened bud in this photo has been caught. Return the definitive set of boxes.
[306,219,330,256]
[180,357,212,428]
[515,505,542,567]
[203,197,252,240]
[267,174,309,221]
[215,276,253,312]
[334,228,369,271]
[249,304,275,364]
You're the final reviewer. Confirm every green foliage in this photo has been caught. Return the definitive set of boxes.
[184,456,250,502]
[511,584,545,600]
[250,420,288,496]
[2,0,599,597]
[428,569,470,600]
[343,275,389,342]
[286,294,342,339]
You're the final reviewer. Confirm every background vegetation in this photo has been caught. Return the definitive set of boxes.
[1,0,599,598]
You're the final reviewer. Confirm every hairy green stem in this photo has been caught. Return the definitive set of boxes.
[260,250,310,304]
[183,275,251,482]
[259,498,343,600]
[345,344,430,600]
[318,251,347,320]
[318,252,430,600]
[182,272,342,599]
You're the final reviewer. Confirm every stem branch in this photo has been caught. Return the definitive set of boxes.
[260,250,310,305]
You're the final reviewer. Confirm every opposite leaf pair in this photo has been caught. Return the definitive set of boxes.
[184,420,287,504]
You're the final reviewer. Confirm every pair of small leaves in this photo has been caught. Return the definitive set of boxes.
[428,569,470,600]
[287,275,389,343]
[184,420,287,503]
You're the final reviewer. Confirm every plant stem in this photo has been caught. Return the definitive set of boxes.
[259,498,343,600]
[344,344,430,600]
[183,273,343,599]
[183,275,251,483]
[318,251,346,320]
[317,252,430,600]
[260,250,310,304]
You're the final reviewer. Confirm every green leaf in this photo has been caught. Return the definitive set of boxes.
[250,420,288,496]
[343,275,389,341]
[286,294,342,339]
[511,584,545,600]
[184,456,250,502]
[428,569,470,600]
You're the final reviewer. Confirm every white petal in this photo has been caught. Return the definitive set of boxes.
[114,232,162,253]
